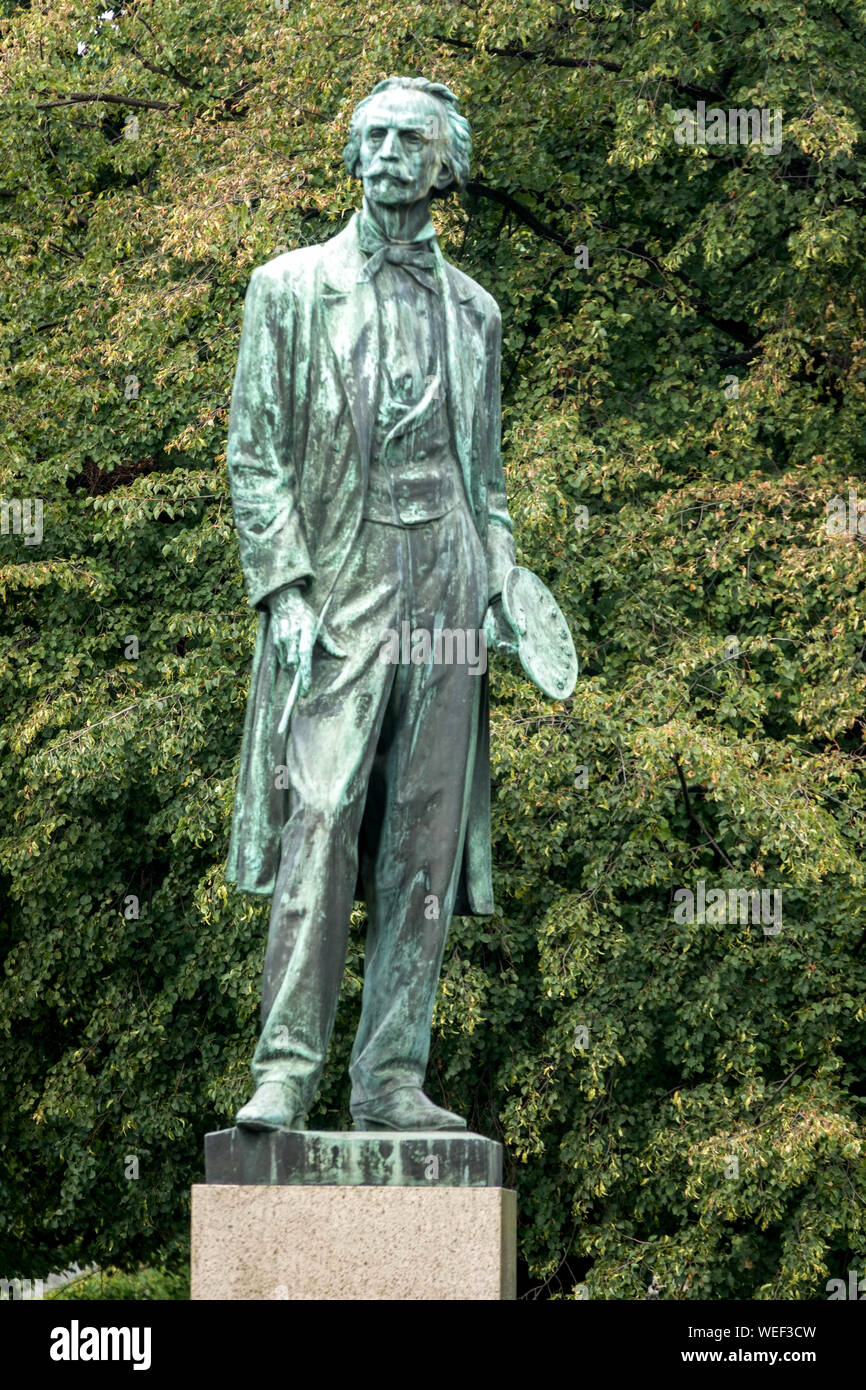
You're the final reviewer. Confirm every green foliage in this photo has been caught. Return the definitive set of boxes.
[1,0,864,1298]
[49,1265,189,1300]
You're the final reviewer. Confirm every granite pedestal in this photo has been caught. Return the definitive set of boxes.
[191,1127,516,1301]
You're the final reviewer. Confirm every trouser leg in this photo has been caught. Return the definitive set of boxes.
[251,523,401,1107]
[349,505,486,1107]
[251,802,365,1101]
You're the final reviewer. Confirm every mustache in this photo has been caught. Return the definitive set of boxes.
[365,166,412,183]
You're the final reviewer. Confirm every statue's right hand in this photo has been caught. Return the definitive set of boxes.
[267,587,346,696]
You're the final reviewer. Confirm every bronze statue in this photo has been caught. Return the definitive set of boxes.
[225,76,574,1133]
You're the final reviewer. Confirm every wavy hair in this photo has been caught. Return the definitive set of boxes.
[342,76,471,192]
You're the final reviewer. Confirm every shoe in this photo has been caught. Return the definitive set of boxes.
[236,1081,307,1132]
[352,1086,467,1132]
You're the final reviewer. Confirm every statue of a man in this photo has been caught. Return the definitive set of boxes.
[225,76,522,1133]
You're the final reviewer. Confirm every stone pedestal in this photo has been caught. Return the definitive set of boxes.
[191,1128,516,1301]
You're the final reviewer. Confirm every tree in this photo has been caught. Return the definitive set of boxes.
[1,0,864,1298]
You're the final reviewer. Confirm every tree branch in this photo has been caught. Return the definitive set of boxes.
[433,35,623,72]
[32,91,176,111]
[673,755,736,869]
[466,180,571,249]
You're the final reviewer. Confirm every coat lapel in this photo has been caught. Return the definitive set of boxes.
[433,240,486,507]
[319,216,380,474]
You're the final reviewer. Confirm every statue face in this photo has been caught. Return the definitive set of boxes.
[357,88,453,208]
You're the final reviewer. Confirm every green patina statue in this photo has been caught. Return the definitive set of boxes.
[225,76,575,1134]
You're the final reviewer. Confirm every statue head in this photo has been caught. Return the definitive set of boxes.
[343,76,471,210]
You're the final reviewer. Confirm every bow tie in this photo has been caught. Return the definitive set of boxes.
[357,215,440,294]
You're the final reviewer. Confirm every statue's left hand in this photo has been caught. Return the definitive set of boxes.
[483,598,519,658]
